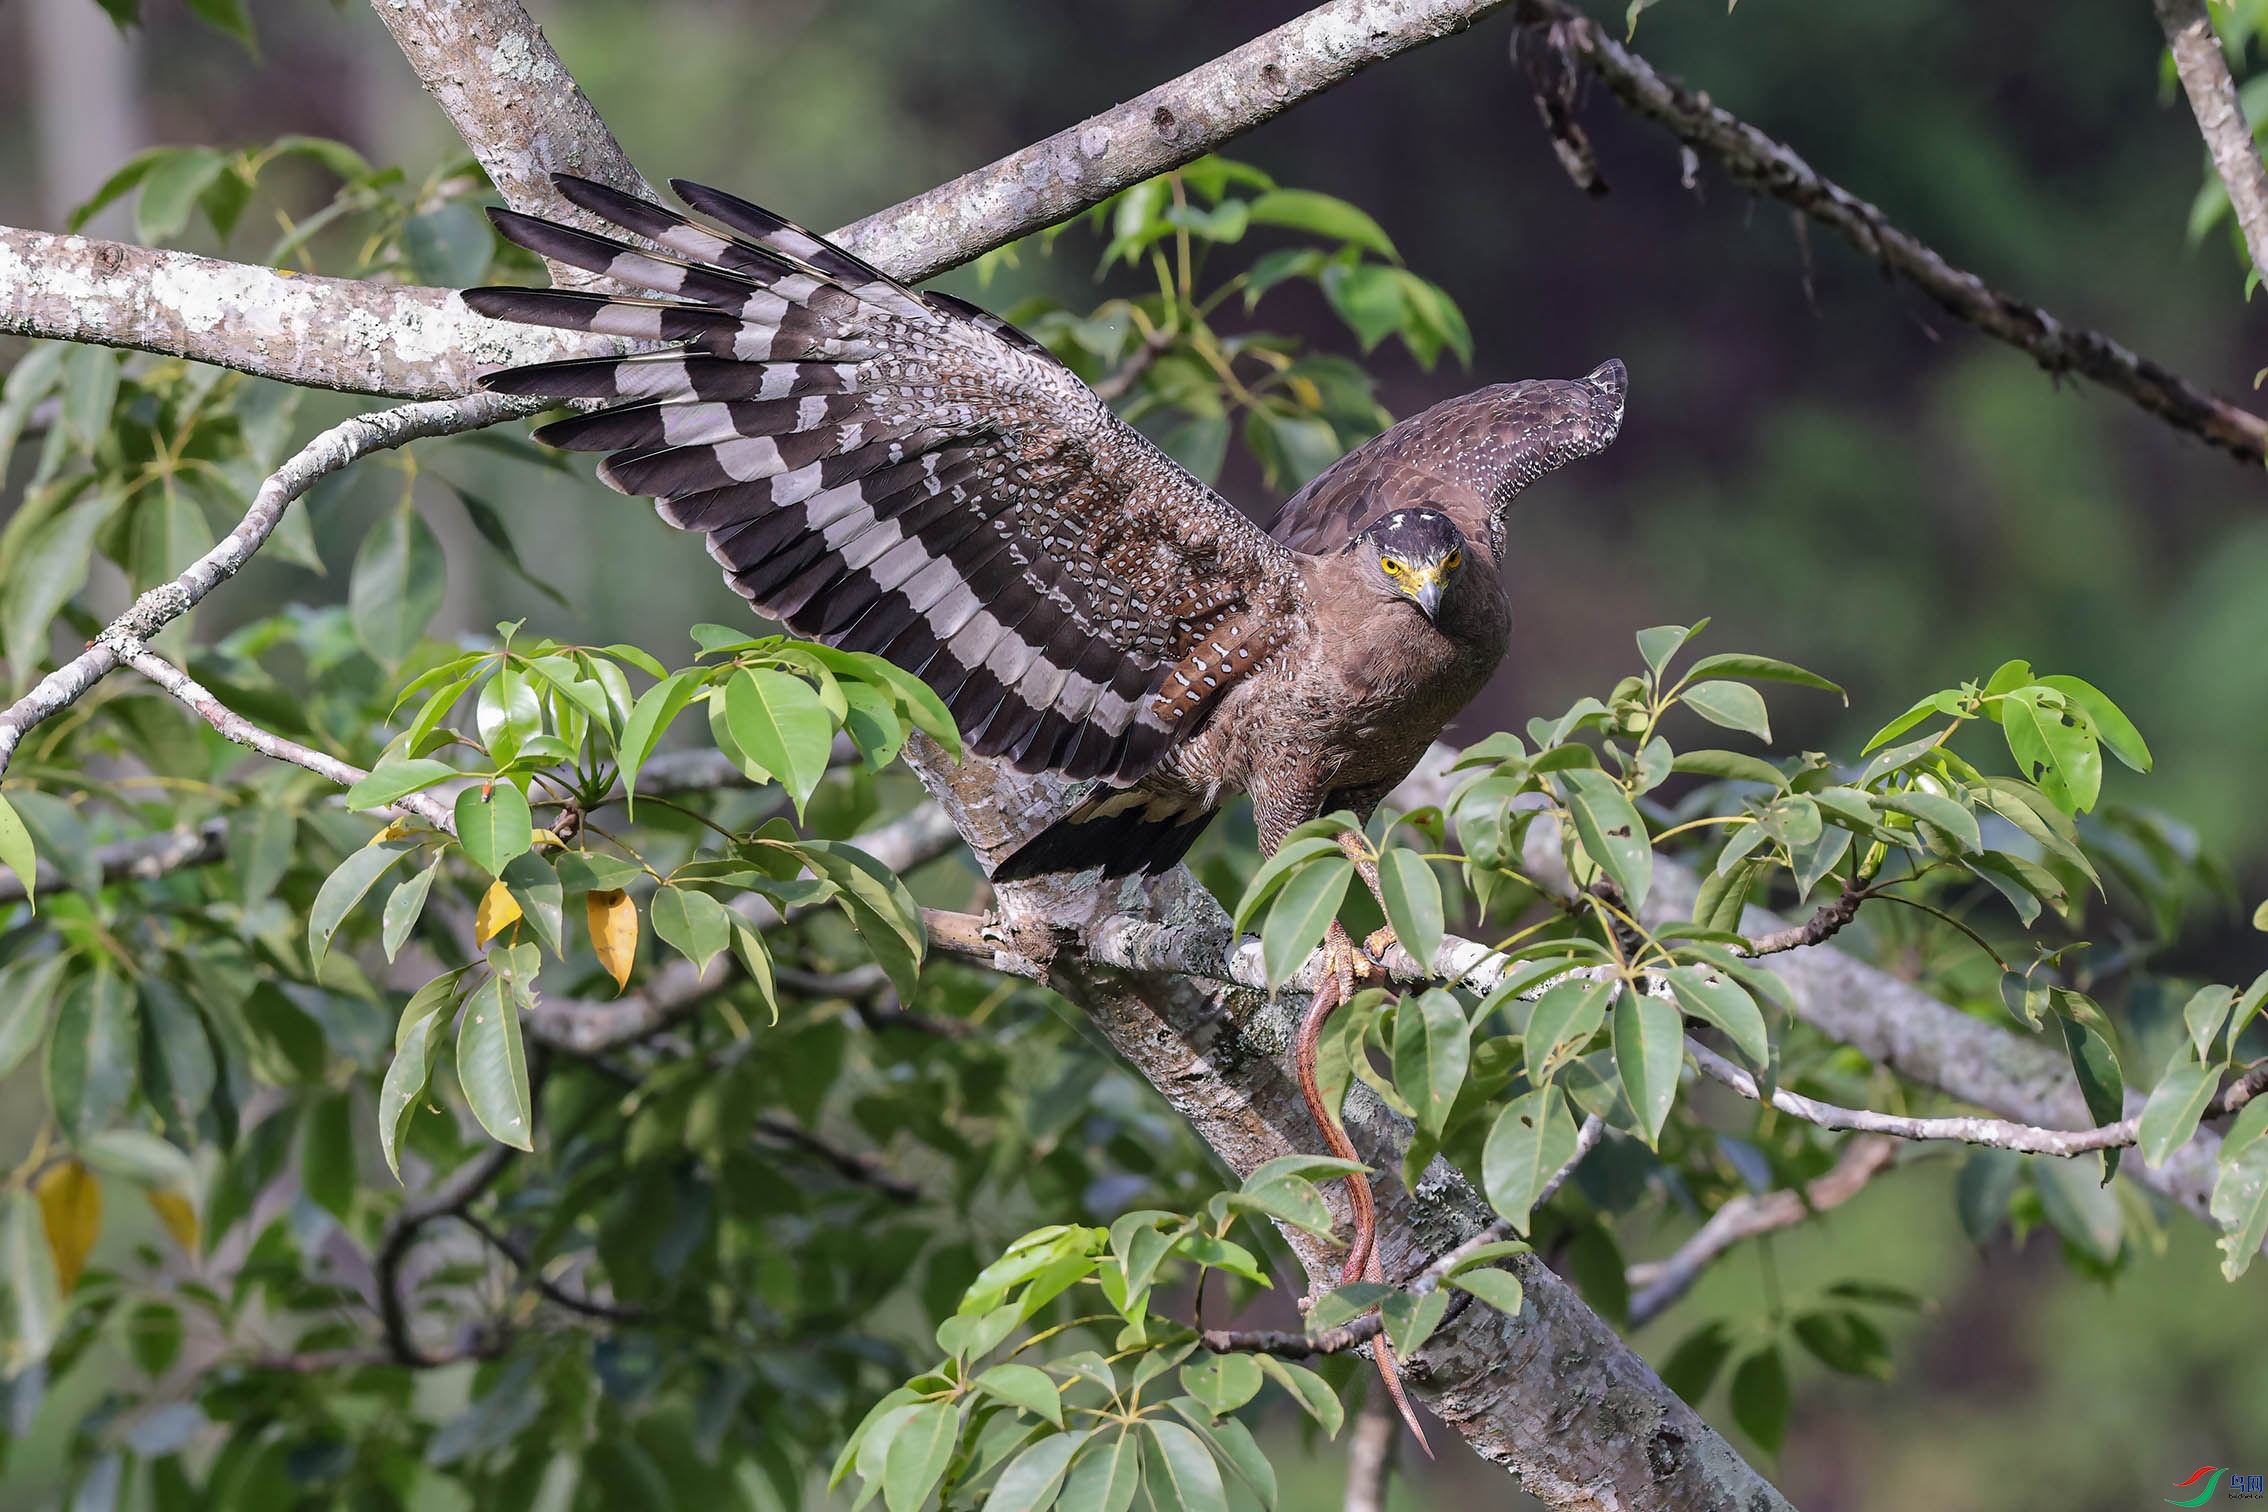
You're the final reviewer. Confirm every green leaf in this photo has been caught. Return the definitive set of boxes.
[1060,1426,1140,1512]
[987,1431,1088,1512]
[2035,675,2150,772]
[134,147,226,244]
[1381,1289,1451,1357]
[307,840,412,965]
[299,1092,356,1222]
[349,502,446,666]
[1682,652,1843,697]
[1728,1347,1790,1453]
[1444,1267,1525,1318]
[1481,1084,1578,1234]
[1253,1356,1342,1437]
[2000,687,2102,813]
[1144,1420,1229,1512]
[2220,1096,2268,1169]
[726,668,834,816]
[614,670,704,810]
[1523,976,1612,1085]
[457,974,533,1151]
[793,840,928,1000]
[0,794,38,909]
[1670,750,1786,788]
[1956,1148,2020,1245]
[1232,832,1347,932]
[1665,966,1767,1070]
[499,851,564,957]
[447,485,569,607]
[1659,1320,1733,1404]
[2183,985,2236,1063]
[2033,1153,2123,1263]
[1875,791,1980,854]
[649,885,733,974]
[2055,1007,2125,1181]
[0,956,68,1079]
[6,489,123,679]
[1791,1310,1891,1379]
[1178,1354,1262,1417]
[2138,1059,2218,1169]
[973,1364,1062,1426]
[1377,846,1443,973]
[1681,680,1771,742]
[379,986,452,1180]
[882,1399,958,1512]
[382,860,441,962]
[1392,988,1468,1140]
[345,758,459,812]
[183,0,255,48]
[454,783,532,878]
[1637,623,1697,679]
[1260,855,1352,988]
[2212,1139,2268,1281]
[1613,985,1682,1148]
[44,970,138,1141]
[1560,770,1651,910]
[1245,188,1398,259]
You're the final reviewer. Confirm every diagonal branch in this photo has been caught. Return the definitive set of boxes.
[2156,0,2268,280]
[0,392,541,780]
[1624,1135,1899,1328]
[1516,0,2268,465]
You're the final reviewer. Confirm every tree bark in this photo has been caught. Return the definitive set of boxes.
[2155,0,2268,281]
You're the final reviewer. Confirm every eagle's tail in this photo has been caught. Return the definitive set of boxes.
[989,786,1217,883]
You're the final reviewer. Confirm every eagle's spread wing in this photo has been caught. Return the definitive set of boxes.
[1265,364,1627,561]
[463,176,1303,785]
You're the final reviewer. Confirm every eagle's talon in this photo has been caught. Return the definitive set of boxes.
[1361,924,1400,970]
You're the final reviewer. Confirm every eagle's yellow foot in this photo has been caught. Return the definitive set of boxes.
[1361,924,1400,970]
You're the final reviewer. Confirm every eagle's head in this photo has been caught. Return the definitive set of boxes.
[1352,507,1471,623]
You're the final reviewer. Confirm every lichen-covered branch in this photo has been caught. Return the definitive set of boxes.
[365,0,657,222]
[829,0,1521,283]
[2156,0,2268,280]
[1516,0,2268,465]
[0,226,594,396]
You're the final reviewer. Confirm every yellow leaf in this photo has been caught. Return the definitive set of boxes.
[475,879,522,945]
[370,818,415,845]
[145,1190,200,1258]
[588,888,637,991]
[34,1160,100,1293]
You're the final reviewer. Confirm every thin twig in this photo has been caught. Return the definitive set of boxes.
[1624,1135,1898,1326]
[115,639,454,831]
[1517,0,2268,463]
[454,1210,649,1323]
[753,1116,922,1203]
[0,393,541,780]
[1689,1038,2268,1157]
[375,1142,519,1368]
[1745,879,1872,956]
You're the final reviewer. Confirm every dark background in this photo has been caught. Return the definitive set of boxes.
[4,2,2266,1506]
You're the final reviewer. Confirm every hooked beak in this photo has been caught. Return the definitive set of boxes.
[1409,568,1445,622]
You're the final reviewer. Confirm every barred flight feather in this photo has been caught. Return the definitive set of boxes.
[469,175,1308,802]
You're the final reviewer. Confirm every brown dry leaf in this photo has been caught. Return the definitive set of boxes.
[34,1160,100,1293]
[475,878,523,945]
[588,888,637,991]
[145,1190,200,1258]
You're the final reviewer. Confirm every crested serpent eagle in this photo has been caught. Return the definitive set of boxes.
[463,175,1626,1444]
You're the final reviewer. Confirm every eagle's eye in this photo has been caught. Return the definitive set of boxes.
[1380,557,1404,576]
[1443,550,1462,571]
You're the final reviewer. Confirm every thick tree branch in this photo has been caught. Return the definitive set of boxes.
[365,0,657,221]
[2156,0,2268,279]
[1517,0,2268,465]
[1624,1135,1899,1328]
[0,227,594,396]
[829,0,1519,282]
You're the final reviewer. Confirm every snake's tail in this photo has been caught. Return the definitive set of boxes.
[1296,957,1429,1455]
